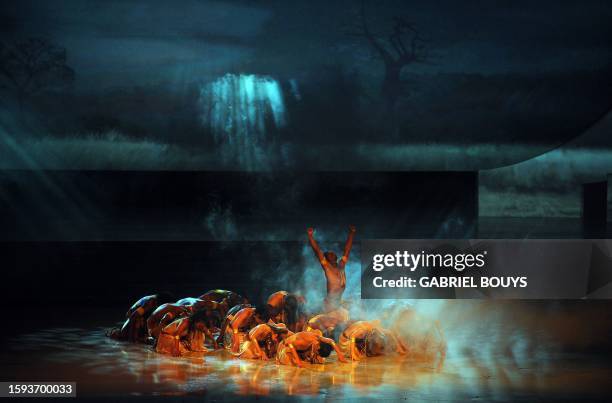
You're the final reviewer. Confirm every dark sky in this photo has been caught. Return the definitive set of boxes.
[2,0,612,90]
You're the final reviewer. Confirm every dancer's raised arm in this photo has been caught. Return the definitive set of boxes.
[307,227,326,265]
[339,225,356,269]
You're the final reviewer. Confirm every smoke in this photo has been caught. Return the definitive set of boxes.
[204,201,238,240]
[249,235,610,385]
[248,229,440,321]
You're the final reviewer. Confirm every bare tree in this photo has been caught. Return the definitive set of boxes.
[0,38,75,115]
[349,3,427,119]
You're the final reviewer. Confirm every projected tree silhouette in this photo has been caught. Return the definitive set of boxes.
[349,3,427,134]
[0,38,75,116]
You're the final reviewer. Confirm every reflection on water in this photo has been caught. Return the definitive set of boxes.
[0,322,610,401]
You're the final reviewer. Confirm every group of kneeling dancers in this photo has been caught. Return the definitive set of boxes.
[107,227,445,367]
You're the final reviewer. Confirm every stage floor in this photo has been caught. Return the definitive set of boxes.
[1,326,610,402]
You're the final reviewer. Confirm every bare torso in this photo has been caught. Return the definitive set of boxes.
[322,263,346,298]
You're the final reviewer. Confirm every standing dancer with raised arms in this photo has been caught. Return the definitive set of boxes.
[307,225,356,312]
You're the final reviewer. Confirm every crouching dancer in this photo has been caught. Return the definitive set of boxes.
[276,330,347,367]
[305,307,350,338]
[227,306,265,353]
[198,289,248,313]
[233,321,291,360]
[339,320,407,361]
[176,297,229,329]
[156,310,216,356]
[216,303,253,347]
[266,291,308,332]
[146,303,190,340]
[107,292,174,343]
